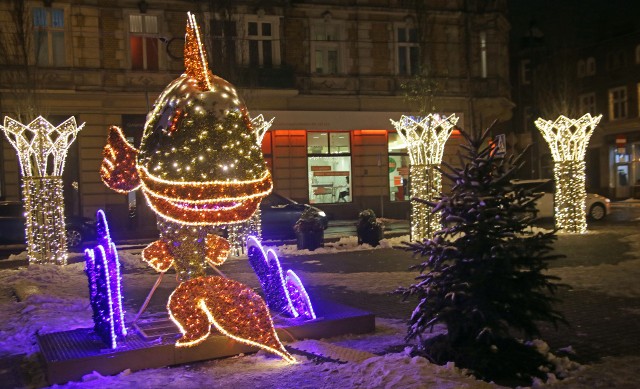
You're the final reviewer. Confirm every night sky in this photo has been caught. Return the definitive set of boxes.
[508,0,640,50]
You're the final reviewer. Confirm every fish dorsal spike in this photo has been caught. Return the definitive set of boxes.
[184,12,213,90]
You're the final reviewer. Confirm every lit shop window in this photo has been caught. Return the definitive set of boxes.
[307,132,351,204]
[388,132,410,201]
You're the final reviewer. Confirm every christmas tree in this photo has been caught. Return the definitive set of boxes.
[397,125,566,383]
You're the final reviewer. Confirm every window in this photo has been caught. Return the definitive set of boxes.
[211,20,237,72]
[33,7,66,66]
[129,14,159,71]
[480,31,488,78]
[243,16,280,67]
[388,132,409,201]
[609,86,628,120]
[397,26,419,76]
[579,92,596,114]
[307,132,351,204]
[607,51,626,70]
[311,22,342,74]
[520,59,531,84]
[586,57,596,75]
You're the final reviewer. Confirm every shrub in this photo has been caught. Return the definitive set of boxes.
[397,125,567,384]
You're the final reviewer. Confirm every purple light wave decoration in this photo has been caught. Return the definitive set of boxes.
[84,209,127,349]
[246,235,316,320]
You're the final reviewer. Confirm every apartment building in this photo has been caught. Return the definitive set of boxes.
[511,8,640,200]
[0,0,512,233]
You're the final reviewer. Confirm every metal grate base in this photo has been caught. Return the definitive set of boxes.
[38,299,375,385]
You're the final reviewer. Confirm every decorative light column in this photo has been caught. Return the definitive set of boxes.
[534,114,601,234]
[226,114,274,256]
[1,116,84,264]
[390,114,459,242]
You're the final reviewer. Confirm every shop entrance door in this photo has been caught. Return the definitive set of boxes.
[615,164,631,199]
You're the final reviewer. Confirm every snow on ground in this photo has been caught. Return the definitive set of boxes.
[1,229,640,388]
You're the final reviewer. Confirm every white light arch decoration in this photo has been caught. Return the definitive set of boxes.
[1,116,84,264]
[534,113,601,234]
[390,114,459,241]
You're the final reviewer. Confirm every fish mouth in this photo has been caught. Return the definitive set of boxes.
[139,167,272,225]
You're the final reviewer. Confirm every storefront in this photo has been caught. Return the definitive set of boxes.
[255,110,462,219]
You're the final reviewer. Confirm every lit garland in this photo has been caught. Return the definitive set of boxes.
[227,210,262,256]
[84,210,127,349]
[222,113,274,254]
[99,13,298,361]
[534,114,601,233]
[246,236,316,320]
[1,116,84,265]
[389,114,459,242]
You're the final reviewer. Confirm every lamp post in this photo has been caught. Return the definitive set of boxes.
[1,116,84,264]
[390,114,458,242]
[534,113,601,234]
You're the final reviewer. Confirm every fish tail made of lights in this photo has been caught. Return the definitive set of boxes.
[101,126,141,193]
[168,276,295,363]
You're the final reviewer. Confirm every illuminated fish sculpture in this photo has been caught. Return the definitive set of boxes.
[100,13,294,362]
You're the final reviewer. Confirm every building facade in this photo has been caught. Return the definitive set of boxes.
[511,19,640,200]
[0,0,512,234]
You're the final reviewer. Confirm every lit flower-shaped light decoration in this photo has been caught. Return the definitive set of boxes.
[535,113,602,233]
[100,13,298,362]
[389,114,458,242]
[1,116,84,265]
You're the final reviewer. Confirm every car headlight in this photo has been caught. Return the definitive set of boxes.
[317,210,327,217]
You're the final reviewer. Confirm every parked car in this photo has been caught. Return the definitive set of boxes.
[260,192,329,240]
[0,201,95,248]
[510,179,611,221]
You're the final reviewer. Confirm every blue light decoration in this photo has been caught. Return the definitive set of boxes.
[84,209,127,349]
[246,236,316,320]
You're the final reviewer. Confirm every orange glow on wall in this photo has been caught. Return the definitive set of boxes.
[355,129,388,135]
[274,130,306,136]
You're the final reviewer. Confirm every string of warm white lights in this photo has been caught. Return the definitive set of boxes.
[251,114,274,144]
[390,114,458,242]
[534,114,601,162]
[534,114,601,234]
[1,116,84,265]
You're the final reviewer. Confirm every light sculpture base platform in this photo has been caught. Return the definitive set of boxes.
[38,300,375,385]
